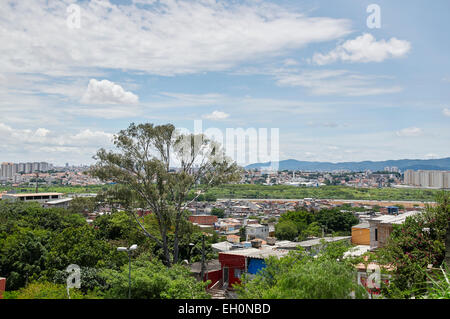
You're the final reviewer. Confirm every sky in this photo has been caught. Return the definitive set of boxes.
[1,0,449,166]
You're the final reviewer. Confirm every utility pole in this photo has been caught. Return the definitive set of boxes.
[35,172,39,193]
[200,234,207,281]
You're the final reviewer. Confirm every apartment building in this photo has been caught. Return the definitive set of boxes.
[404,170,450,188]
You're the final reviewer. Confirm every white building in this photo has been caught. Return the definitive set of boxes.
[246,224,270,240]
[404,170,450,189]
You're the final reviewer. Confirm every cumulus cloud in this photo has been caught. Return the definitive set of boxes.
[396,127,423,137]
[0,0,351,76]
[81,79,139,104]
[0,122,115,164]
[202,111,230,121]
[443,108,450,117]
[312,33,411,65]
[0,123,113,147]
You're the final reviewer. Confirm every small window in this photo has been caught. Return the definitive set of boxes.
[375,228,378,241]
[234,269,242,278]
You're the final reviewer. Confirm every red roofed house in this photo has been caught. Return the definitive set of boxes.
[189,215,218,226]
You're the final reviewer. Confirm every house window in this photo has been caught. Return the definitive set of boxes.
[375,228,378,241]
[234,269,242,278]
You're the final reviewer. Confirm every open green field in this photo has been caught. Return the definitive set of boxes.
[204,184,447,202]
[1,184,447,202]
[0,185,108,195]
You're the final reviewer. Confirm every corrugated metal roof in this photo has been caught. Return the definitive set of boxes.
[45,198,73,205]
[352,222,370,229]
[219,247,289,259]
[371,211,421,224]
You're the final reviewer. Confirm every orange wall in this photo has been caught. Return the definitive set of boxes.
[352,227,370,245]
[0,278,6,299]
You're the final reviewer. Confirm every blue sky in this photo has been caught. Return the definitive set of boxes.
[1,0,449,166]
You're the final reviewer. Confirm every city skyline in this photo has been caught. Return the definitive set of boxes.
[1,0,450,165]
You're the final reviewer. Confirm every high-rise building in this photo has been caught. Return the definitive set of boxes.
[32,162,40,172]
[404,170,450,188]
[1,162,14,178]
[1,161,53,178]
[39,162,49,172]
[18,163,25,173]
[25,162,32,173]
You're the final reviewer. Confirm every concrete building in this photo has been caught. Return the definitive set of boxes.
[1,162,15,178]
[1,192,63,203]
[404,170,450,188]
[245,224,269,240]
[369,211,421,249]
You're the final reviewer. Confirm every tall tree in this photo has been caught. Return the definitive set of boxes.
[90,123,241,266]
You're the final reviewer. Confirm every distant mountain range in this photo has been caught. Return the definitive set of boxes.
[245,157,450,172]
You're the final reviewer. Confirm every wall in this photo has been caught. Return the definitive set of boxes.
[370,221,394,249]
[204,270,222,289]
[352,227,370,245]
[0,278,6,299]
[218,253,246,286]
[377,224,393,248]
[247,258,266,275]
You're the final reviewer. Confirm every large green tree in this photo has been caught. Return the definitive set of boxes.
[100,256,210,299]
[376,192,450,298]
[90,123,241,266]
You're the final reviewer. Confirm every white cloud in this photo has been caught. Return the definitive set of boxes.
[35,128,50,137]
[396,127,423,137]
[81,79,139,104]
[202,111,230,121]
[0,122,113,164]
[275,69,402,96]
[312,33,411,65]
[443,108,450,117]
[282,58,299,66]
[0,0,351,77]
[0,123,113,147]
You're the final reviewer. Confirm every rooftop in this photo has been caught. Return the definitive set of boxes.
[220,247,289,259]
[45,198,73,205]
[190,259,222,273]
[352,222,370,229]
[370,211,421,225]
[2,192,63,197]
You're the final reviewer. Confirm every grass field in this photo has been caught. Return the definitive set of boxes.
[0,185,108,194]
[1,184,447,202]
[203,184,447,202]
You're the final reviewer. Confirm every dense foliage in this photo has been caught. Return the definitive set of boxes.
[201,184,441,202]
[375,192,449,298]
[0,200,217,298]
[275,208,358,240]
[235,241,368,299]
[100,255,210,299]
